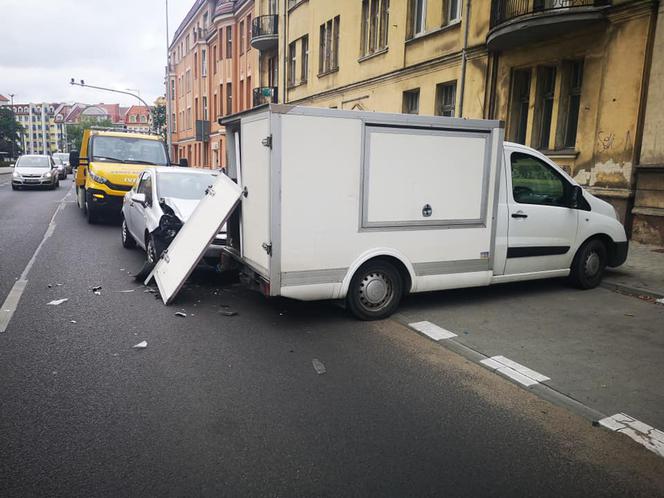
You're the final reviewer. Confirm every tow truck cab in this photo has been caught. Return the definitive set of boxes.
[72,128,169,223]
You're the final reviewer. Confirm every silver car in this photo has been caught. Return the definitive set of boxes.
[121,166,226,268]
[53,153,71,174]
[11,155,60,190]
[53,157,67,180]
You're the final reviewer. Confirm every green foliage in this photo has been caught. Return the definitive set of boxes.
[67,117,113,151]
[0,107,24,159]
[151,102,167,142]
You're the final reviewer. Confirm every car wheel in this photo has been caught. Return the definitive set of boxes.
[121,217,136,249]
[569,238,608,289]
[85,192,98,224]
[346,261,403,320]
[12,185,17,191]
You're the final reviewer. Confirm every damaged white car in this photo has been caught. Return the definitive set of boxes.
[121,166,226,269]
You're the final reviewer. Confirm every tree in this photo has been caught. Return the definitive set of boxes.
[0,107,24,160]
[66,117,113,151]
[151,97,167,142]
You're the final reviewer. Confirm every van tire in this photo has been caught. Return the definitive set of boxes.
[569,238,607,289]
[121,217,136,248]
[346,261,403,321]
[85,192,98,224]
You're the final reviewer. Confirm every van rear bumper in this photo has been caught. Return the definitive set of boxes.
[608,241,629,267]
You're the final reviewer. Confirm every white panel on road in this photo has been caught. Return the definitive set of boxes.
[494,366,539,387]
[491,355,550,383]
[479,358,504,371]
[599,413,664,457]
[147,174,242,305]
[409,321,457,340]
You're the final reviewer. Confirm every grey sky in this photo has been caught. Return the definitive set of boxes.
[1,0,192,106]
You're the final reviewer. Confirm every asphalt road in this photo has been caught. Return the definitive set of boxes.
[1,179,663,497]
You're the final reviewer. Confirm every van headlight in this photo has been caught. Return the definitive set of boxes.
[89,171,108,185]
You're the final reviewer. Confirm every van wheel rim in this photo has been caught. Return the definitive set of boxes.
[122,221,128,242]
[359,272,393,310]
[147,240,156,263]
[585,252,600,276]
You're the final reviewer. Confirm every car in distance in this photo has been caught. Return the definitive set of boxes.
[53,152,71,174]
[11,155,60,190]
[121,166,226,269]
[53,156,67,179]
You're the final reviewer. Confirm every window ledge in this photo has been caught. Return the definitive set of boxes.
[405,20,461,45]
[287,81,306,90]
[358,47,388,63]
[541,149,579,159]
[317,67,339,78]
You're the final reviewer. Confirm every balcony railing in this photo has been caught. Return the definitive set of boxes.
[490,0,609,28]
[251,15,278,50]
[253,87,278,107]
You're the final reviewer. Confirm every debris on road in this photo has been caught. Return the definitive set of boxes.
[133,341,148,349]
[624,313,634,317]
[656,298,664,305]
[175,311,187,317]
[70,320,77,324]
[115,289,136,293]
[47,298,68,306]
[219,310,237,317]
[312,358,326,375]
[91,285,102,295]
[47,284,52,288]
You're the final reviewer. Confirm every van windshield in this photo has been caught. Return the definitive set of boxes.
[17,156,50,168]
[91,136,168,165]
[157,172,218,200]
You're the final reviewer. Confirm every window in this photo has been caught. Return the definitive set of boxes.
[444,0,460,24]
[226,26,233,58]
[130,115,137,123]
[409,0,426,38]
[140,115,147,123]
[213,46,217,74]
[301,35,309,83]
[186,34,190,52]
[226,82,232,115]
[319,16,340,75]
[201,48,207,77]
[402,89,420,114]
[509,69,531,145]
[564,60,583,148]
[172,113,176,132]
[288,41,297,87]
[203,96,208,121]
[246,15,251,49]
[536,66,556,150]
[361,0,389,57]
[240,21,245,54]
[435,81,456,117]
[510,152,570,207]
[213,94,217,120]
[194,53,198,78]
[203,12,208,29]
[170,80,175,100]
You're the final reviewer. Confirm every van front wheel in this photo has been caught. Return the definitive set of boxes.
[569,238,607,289]
[346,261,403,321]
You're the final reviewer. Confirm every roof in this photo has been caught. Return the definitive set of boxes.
[125,105,151,116]
[0,94,9,103]
[144,166,219,175]
[89,129,161,141]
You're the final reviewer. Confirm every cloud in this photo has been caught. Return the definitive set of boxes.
[1,0,193,106]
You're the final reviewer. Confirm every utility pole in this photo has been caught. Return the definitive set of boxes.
[9,93,15,159]
[165,0,173,158]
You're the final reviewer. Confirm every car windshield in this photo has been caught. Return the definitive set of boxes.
[91,136,168,165]
[54,154,68,161]
[157,172,218,200]
[17,156,50,168]
[54,158,63,165]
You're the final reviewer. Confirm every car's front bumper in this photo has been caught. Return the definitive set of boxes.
[87,188,124,212]
[609,240,629,267]
[12,177,53,186]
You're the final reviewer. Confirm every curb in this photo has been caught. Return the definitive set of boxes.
[601,280,664,300]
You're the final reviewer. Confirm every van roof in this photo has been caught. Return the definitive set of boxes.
[89,129,160,141]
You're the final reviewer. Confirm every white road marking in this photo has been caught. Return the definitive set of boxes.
[599,413,664,457]
[0,189,71,333]
[480,356,549,387]
[409,321,457,340]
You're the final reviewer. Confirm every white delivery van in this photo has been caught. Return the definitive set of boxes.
[147,105,628,320]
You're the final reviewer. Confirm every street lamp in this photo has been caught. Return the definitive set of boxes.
[9,93,15,160]
[69,79,155,132]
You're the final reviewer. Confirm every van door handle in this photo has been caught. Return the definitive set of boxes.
[511,211,528,218]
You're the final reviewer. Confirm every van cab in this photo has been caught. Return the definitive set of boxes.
[71,128,170,223]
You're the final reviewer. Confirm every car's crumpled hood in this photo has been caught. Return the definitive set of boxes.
[160,197,200,222]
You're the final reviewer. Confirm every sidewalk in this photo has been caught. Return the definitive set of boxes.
[604,241,664,299]
[0,166,13,175]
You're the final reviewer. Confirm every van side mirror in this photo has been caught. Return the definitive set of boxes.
[179,158,189,168]
[69,150,80,168]
[570,185,583,209]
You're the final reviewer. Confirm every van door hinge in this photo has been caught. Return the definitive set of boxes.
[262,242,272,256]
[261,135,272,149]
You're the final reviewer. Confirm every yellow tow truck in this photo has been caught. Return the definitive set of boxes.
[71,128,172,223]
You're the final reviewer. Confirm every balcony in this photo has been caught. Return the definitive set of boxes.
[253,87,278,107]
[251,15,278,51]
[488,0,610,50]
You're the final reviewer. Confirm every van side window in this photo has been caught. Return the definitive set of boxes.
[510,152,570,207]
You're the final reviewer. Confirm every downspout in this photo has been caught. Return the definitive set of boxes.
[281,0,288,104]
[458,0,472,117]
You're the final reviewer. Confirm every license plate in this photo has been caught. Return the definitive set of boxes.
[25,179,39,183]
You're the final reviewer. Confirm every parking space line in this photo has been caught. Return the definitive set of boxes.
[599,413,664,457]
[490,355,550,383]
[409,321,457,340]
[480,356,550,387]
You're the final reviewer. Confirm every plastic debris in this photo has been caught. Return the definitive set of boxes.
[91,286,102,292]
[624,313,634,317]
[133,340,148,349]
[70,320,77,324]
[219,310,237,317]
[116,289,135,293]
[656,298,664,305]
[175,311,187,317]
[56,283,63,286]
[312,358,326,375]
[120,268,125,271]
[47,284,52,288]
[47,298,68,306]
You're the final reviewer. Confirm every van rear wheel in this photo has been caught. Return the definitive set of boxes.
[569,238,607,289]
[346,261,403,320]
